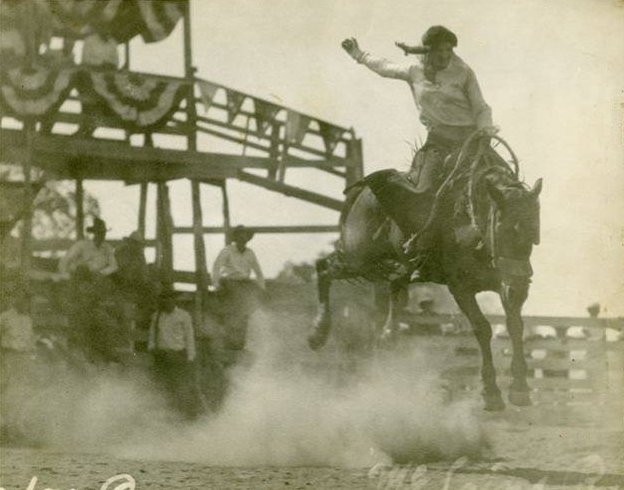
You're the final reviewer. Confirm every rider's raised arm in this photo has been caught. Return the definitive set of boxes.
[343,38,412,81]
[357,53,413,81]
[465,67,493,130]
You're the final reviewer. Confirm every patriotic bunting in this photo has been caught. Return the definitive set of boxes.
[253,98,280,134]
[0,65,75,120]
[136,0,185,43]
[225,90,245,123]
[285,110,310,145]
[33,0,124,38]
[318,121,345,156]
[24,0,185,43]
[86,71,187,131]
[197,80,219,113]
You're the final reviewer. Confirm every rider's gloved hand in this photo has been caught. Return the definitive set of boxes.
[395,42,411,56]
[342,37,365,62]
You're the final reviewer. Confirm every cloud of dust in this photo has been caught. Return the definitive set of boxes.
[2,310,488,467]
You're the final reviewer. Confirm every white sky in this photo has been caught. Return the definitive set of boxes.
[87,0,624,316]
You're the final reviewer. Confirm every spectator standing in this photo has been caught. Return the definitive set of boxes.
[58,217,120,362]
[0,289,35,438]
[148,289,200,417]
[212,225,265,354]
[58,217,117,278]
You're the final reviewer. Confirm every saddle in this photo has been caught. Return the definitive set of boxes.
[361,169,434,237]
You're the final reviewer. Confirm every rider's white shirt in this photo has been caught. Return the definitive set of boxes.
[357,53,493,132]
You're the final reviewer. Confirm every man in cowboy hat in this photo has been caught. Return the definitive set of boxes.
[148,288,200,417]
[59,217,117,278]
[212,226,265,291]
[211,225,265,355]
[59,217,120,362]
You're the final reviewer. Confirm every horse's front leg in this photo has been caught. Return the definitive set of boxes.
[450,286,505,411]
[500,280,531,406]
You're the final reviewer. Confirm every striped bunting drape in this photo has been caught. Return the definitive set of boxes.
[86,71,188,131]
[13,0,185,43]
[0,65,75,120]
[135,0,185,43]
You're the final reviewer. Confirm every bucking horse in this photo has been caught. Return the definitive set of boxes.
[308,132,542,411]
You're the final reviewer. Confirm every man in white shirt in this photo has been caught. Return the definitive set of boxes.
[212,226,265,290]
[212,226,265,353]
[59,217,118,278]
[148,289,199,417]
[59,217,121,363]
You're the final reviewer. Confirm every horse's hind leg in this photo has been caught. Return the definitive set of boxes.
[450,286,505,411]
[308,253,354,350]
[379,279,409,342]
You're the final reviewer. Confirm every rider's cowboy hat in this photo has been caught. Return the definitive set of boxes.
[86,217,108,234]
[398,26,458,55]
[230,225,255,243]
[422,25,457,48]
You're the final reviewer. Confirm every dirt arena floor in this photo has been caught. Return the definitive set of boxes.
[2,394,622,489]
[0,378,624,490]
[1,311,622,489]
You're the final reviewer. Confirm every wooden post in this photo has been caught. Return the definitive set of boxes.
[156,182,173,282]
[19,0,36,281]
[75,178,84,239]
[191,180,207,293]
[346,136,364,187]
[221,180,231,246]
[20,123,35,280]
[124,42,130,70]
[138,182,148,237]
[182,0,197,151]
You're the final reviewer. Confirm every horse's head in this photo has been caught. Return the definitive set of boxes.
[486,178,542,282]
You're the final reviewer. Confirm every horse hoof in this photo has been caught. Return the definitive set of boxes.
[307,332,327,351]
[483,393,506,411]
[509,390,532,407]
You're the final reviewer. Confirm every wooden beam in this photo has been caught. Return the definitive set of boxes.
[173,225,339,234]
[0,130,350,182]
[237,171,343,211]
[31,238,157,251]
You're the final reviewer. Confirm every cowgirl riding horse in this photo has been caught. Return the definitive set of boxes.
[309,26,542,411]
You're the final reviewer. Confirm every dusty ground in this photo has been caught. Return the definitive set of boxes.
[1,404,622,490]
[1,309,622,489]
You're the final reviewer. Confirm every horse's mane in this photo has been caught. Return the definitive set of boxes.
[447,149,527,228]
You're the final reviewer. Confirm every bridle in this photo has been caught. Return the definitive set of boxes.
[485,199,534,285]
